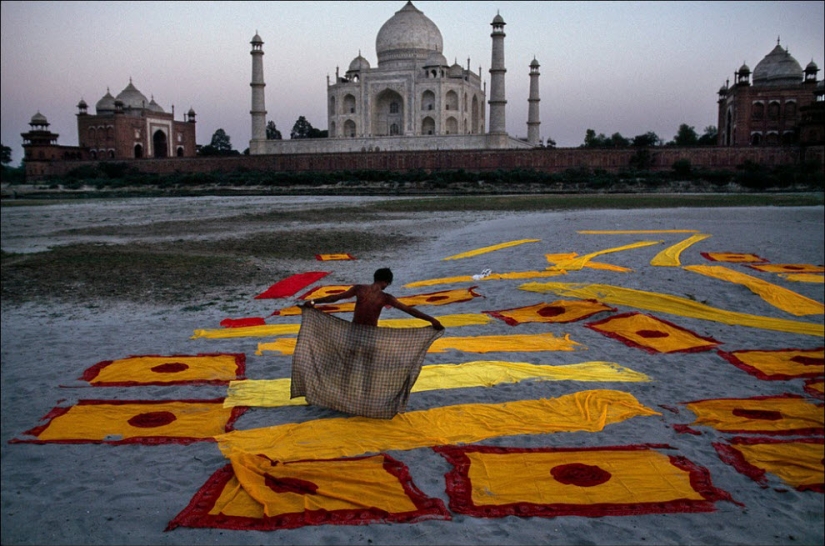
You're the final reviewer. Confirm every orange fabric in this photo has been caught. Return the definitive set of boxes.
[702,252,768,263]
[547,241,661,272]
[315,253,355,261]
[748,263,824,274]
[483,300,616,325]
[297,285,352,300]
[15,399,240,444]
[718,348,824,380]
[684,395,824,435]
[779,273,825,283]
[81,353,244,386]
[273,286,482,316]
[650,234,712,267]
[216,390,660,463]
[586,312,720,354]
[714,437,824,492]
[436,444,734,517]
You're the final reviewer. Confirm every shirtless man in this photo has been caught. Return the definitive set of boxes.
[300,268,444,330]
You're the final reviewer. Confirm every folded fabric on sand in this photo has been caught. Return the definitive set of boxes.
[290,307,444,419]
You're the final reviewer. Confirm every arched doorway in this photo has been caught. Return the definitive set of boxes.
[153,130,168,158]
[134,144,143,158]
[372,89,404,137]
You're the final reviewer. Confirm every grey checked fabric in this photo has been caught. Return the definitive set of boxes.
[290,307,444,419]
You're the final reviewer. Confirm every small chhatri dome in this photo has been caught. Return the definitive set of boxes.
[95,89,116,113]
[530,57,540,68]
[806,59,818,72]
[116,79,149,109]
[376,1,443,66]
[30,111,48,126]
[753,42,803,86]
[348,52,371,72]
[424,49,448,68]
[148,96,165,113]
[448,60,463,77]
[739,62,750,74]
[77,98,88,109]
[251,31,263,44]
[492,13,505,25]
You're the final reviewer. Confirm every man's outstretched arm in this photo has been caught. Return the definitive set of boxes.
[300,286,357,307]
[387,296,444,330]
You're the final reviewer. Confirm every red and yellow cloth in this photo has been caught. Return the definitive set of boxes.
[435,444,736,517]
[483,300,616,325]
[166,453,449,531]
[586,312,721,354]
[682,395,824,436]
[713,437,824,493]
[81,353,245,386]
[701,252,768,263]
[717,347,824,380]
[254,271,330,299]
[748,263,824,274]
[315,253,355,261]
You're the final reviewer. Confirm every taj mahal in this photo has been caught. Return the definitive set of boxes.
[248,1,540,155]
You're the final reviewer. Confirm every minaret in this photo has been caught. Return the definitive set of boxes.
[527,57,541,146]
[488,12,507,135]
[250,32,267,143]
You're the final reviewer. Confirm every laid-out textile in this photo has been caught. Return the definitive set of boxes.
[272,286,483,316]
[315,253,355,261]
[223,361,651,408]
[805,379,825,400]
[578,229,700,234]
[193,314,490,340]
[436,444,736,517]
[717,347,824,380]
[297,284,352,300]
[701,252,768,263]
[544,253,632,272]
[81,353,245,386]
[289,307,443,419]
[258,331,582,356]
[483,300,616,325]
[404,270,565,288]
[11,399,245,445]
[713,437,824,493]
[779,273,825,283]
[586,312,721,354]
[682,394,824,436]
[253,271,330,299]
[442,239,540,260]
[547,241,662,271]
[519,281,824,337]
[219,317,267,328]
[748,263,824,274]
[650,233,712,267]
[216,389,660,463]
[166,452,449,531]
[683,264,824,316]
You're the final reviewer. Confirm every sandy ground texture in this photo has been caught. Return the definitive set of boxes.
[1,196,823,545]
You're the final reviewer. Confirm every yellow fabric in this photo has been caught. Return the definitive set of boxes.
[33,401,235,441]
[216,389,660,462]
[404,270,566,288]
[779,273,825,283]
[725,348,824,378]
[807,380,824,395]
[299,285,352,299]
[275,287,481,316]
[749,264,825,274]
[578,229,700,234]
[729,441,824,490]
[223,361,651,408]
[86,354,241,385]
[684,265,824,316]
[685,397,824,433]
[519,281,825,337]
[544,253,632,273]
[217,452,416,517]
[465,448,704,506]
[704,252,767,263]
[443,239,540,260]
[193,313,490,339]
[547,240,662,271]
[486,300,615,324]
[588,313,719,353]
[316,254,353,261]
[650,234,712,267]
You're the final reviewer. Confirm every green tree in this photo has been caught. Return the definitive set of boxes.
[609,132,630,148]
[1,143,12,166]
[291,116,314,139]
[266,121,282,140]
[632,131,661,148]
[698,125,718,146]
[670,124,699,146]
[198,128,239,156]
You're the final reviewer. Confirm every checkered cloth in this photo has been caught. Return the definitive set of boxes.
[291,307,444,419]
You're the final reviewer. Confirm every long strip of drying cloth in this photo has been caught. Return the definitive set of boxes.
[289,307,443,419]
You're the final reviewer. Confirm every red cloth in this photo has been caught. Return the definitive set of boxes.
[254,272,330,299]
[220,317,267,328]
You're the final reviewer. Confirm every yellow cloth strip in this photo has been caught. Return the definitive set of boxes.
[724,348,824,378]
[684,265,824,316]
[730,441,825,490]
[257,332,582,356]
[192,313,491,339]
[519,281,824,337]
[547,241,662,271]
[749,264,825,274]
[404,270,566,288]
[650,233,712,267]
[578,230,700,234]
[224,360,651,408]
[545,253,632,273]
[216,389,660,462]
[685,397,823,433]
[87,354,241,384]
[779,273,825,283]
[443,239,540,260]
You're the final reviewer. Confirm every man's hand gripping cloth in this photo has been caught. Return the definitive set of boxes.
[290,307,444,419]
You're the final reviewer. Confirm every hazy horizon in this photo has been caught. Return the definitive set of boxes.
[2,1,823,167]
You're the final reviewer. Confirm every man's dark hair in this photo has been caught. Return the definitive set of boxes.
[374,268,393,285]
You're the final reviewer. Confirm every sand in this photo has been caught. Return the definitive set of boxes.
[1,196,823,545]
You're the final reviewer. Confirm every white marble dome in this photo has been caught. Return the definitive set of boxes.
[115,80,149,109]
[753,43,803,86]
[375,1,442,66]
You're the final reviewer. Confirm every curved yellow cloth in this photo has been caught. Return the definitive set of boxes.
[404,270,565,288]
[726,440,824,490]
[686,396,824,433]
[650,234,712,267]
[519,281,824,337]
[547,241,662,271]
[443,239,540,260]
[684,265,824,316]
[216,389,660,462]
[193,313,491,339]
[256,331,582,356]
[779,273,825,283]
[223,361,651,408]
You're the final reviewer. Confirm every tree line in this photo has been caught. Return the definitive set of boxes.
[580,124,718,149]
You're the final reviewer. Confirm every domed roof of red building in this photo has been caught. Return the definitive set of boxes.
[753,41,803,86]
[115,80,149,109]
